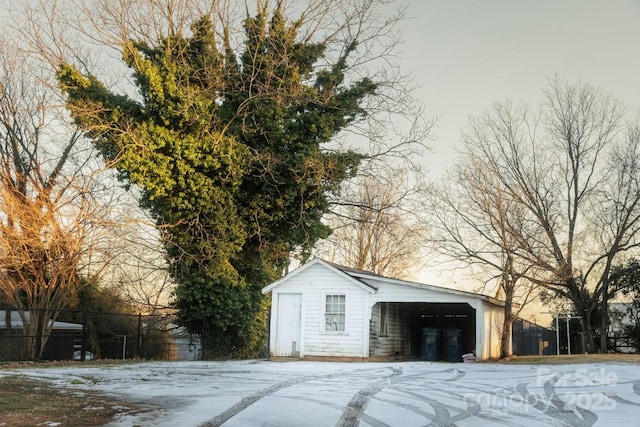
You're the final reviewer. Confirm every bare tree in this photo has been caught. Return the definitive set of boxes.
[317,164,429,279]
[448,79,640,353]
[428,134,539,358]
[0,42,118,360]
[107,211,175,312]
[587,121,640,351]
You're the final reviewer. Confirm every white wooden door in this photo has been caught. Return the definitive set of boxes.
[274,293,302,357]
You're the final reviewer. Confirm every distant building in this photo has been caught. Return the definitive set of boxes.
[0,310,83,361]
[608,302,638,353]
[172,326,201,360]
[512,318,557,356]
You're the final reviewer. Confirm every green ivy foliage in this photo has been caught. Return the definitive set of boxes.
[58,5,375,357]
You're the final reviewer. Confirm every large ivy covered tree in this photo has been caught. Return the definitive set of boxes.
[57,4,374,357]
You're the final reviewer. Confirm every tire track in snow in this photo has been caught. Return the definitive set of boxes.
[200,373,325,427]
[335,368,468,427]
[610,379,640,407]
[202,365,611,427]
[200,366,399,427]
[516,372,598,427]
[543,373,597,426]
[378,388,468,426]
[386,380,532,426]
[334,367,403,427]
[271,394,390,427]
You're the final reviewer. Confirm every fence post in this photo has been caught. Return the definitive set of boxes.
[80,309,88,362]
[137,313,142,359]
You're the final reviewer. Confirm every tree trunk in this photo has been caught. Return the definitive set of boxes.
[580,305,595,354]
[599,282,609,353]
[500,316,513,359]
[22,308,53,361]
[567,281,594,354]
[500,286,514,358]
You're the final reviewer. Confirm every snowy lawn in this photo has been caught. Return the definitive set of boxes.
[1,359,639,426]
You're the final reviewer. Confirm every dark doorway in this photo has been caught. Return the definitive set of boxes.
[369,302,476,361]
[407,303,476,361]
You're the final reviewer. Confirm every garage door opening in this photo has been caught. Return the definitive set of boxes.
[370,302,476,361]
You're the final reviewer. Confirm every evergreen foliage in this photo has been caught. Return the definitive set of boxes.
[58,5,374,357]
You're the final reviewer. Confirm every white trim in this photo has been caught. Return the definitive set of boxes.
[363,293,371,357]
[321,291,348,335]
[299,293,306,357]
[471,300,484,360]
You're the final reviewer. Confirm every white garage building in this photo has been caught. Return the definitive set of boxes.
[262,259,505,361]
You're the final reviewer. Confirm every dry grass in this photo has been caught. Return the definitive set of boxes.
[0,374,149,427]
[501,353,640,365]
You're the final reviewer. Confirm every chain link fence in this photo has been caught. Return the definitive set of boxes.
[0,308,201,362]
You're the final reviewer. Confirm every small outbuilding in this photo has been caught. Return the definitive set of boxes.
[262,259,505,361]
[0,310,83,361]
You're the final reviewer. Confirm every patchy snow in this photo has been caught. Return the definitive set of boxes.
[2,360,640,426]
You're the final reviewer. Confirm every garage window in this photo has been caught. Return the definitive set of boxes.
[325,294,346,332]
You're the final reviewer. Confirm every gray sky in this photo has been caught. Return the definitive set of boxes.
[400,0,640,176]
[400,2,640,316]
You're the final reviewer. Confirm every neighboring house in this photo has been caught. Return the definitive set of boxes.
[262,259,505,361]
[0,310,83,360]
[608,302,638,353]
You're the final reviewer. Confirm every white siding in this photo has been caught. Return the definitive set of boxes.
[269,262,370,358]
[479,301,503,360]
[369,280,479,305]
[369,302,408,357]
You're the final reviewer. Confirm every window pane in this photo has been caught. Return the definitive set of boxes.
[325,295,345,332]
[336,314,345,331]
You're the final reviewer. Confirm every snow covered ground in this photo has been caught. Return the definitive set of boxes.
[2,360,640,426]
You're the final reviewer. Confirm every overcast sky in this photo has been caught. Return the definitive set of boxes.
[399,0,640,176]
[399,1,640,312]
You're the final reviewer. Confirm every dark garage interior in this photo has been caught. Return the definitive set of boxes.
[371,302,476,362]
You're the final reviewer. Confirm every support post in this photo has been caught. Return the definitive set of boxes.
[556,314,560,355]
[566,316,571,355]
[80,309,88,362]
[136,313,142,359]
